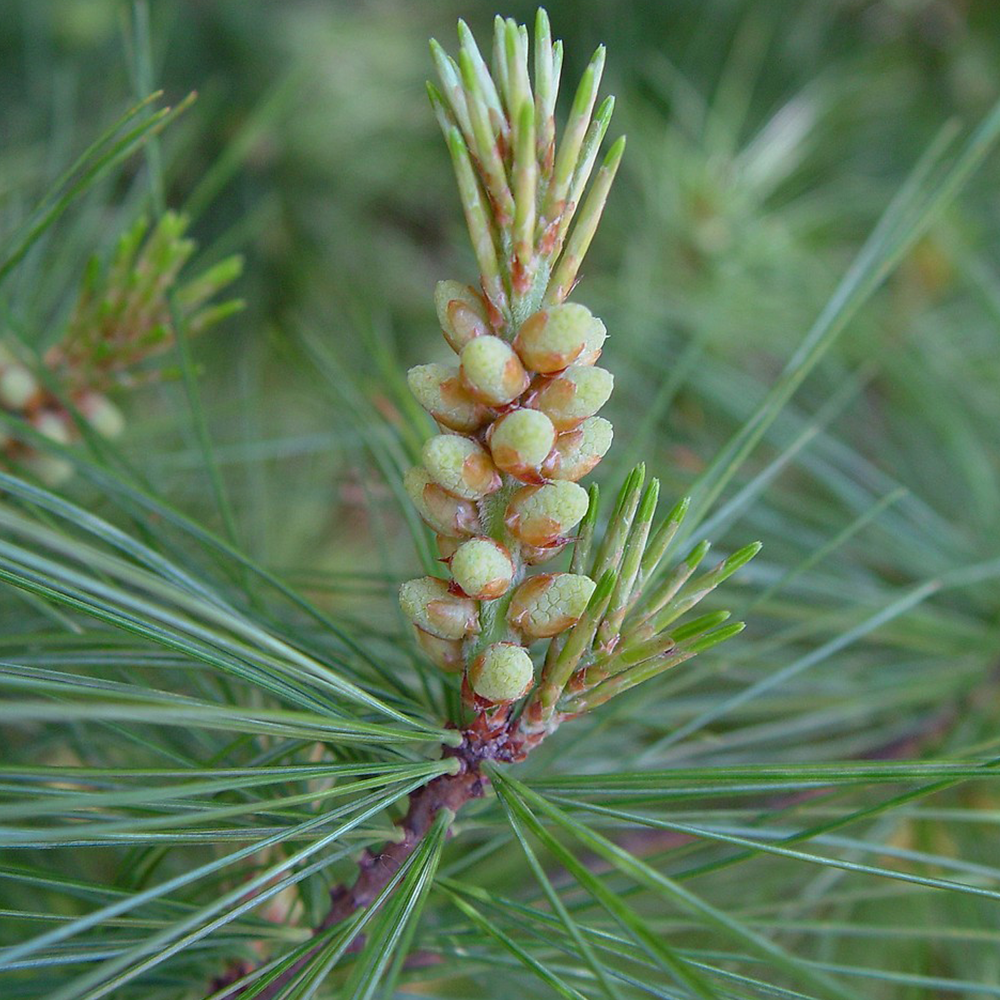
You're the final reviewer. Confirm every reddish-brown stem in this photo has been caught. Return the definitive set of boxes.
[217,715,521,999]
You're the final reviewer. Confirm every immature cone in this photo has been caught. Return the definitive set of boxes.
[460,336,529,406]
[21,452,74,486]
[408,363,491,433]
[450,537,515,599]
[527,365,614,431]
[24,410,73,485]
[0,362,38,411]
[435,280,491,352]
[542,416,614,481]
[399,576,479,640]
[505,481,590,548]
[422,434,501,500]
[513,303,605,373]
[468,642,534,703]
[77,391,125,439]
[412,625,465,673]
[488,408,556,481]
[507,572,597,640]
[404,467,482,538]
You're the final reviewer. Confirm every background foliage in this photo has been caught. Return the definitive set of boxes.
[2,1,1000,997]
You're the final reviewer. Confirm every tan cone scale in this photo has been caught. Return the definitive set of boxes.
[488,408,556,481]
[507,573,597,640]
[399,577,479,640]
[422,434,501,500]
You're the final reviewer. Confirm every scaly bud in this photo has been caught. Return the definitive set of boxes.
[0,362,39,411]
[77,392,125,439]
[404,466,482,537]
[412,625,465,673]
[33,410,72,446]
[408,363,491,433]
[460,335,529,406]
[450,536,515,599]
[399,576,479,640]
[23,410,74,485]
[488,408,556,481]
[435,280,491,352]
[468,641,534,703]
[422,434,501,500]
[507,572,597,640]
[512,303,605,373]
[541,416,613,481]
[527,365,613,431]
[505,480,589,548]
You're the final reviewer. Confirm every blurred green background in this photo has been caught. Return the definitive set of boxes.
[4,2,1000,994]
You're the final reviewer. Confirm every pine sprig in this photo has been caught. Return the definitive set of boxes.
[0,210,241,485]
[55,211,243,392]
[401,10,757,753]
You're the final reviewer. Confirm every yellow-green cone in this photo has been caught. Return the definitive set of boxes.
[460,335,529,406]
[78,392,125,439]
[541,416,614,481]
[513,303,605,373]
[435,280,491,353]
[408,362,491,433]
[412,625,465,673]
[422,434,501,500]
[450,536,515,599]
[0,363,38,411]
[507,572,597,640]
[528,365,613,431]
[399,576,479,640]
[468,642,534,703]
[505,480,590,548]
[488,408,556,481]
[404,466,482,537]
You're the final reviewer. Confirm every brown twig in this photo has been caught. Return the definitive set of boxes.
[217,712,520,998]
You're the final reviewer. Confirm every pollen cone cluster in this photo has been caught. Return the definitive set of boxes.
[1,211,241,486]
[0,343,123,485]
[401,294,613,704]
